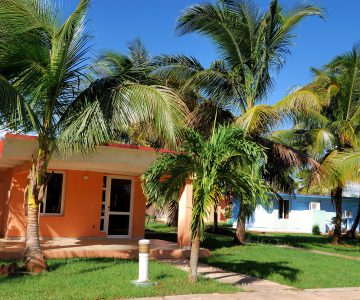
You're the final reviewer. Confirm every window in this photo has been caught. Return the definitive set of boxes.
[278,199,289,219]
[40,172,64,215]
[343,210,353,218]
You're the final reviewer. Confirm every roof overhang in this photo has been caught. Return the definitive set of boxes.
[0,134,167,176]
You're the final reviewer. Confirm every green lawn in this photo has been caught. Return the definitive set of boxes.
[0,258,237,300]
[246,231,360,257]
[145,222,360,289]
[202,233,360,289]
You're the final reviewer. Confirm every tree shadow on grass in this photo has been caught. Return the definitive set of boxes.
[202,259,300,283]
[246,233,332,249]
[48,258,137,272]
[201,234,237,250]
[145,230,177,243]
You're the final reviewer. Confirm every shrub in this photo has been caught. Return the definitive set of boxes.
[312,224,321,235]
[224,205,233,219]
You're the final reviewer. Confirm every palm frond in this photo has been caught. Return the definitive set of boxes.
[236,104,281,135]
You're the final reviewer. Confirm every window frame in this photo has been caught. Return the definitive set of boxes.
[40,171,66,216]
[104,175,134,238]
[278,199,290,219]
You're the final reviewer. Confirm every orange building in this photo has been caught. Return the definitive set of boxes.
[0,134,191,245]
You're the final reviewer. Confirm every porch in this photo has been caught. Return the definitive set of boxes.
[0,238,210,260]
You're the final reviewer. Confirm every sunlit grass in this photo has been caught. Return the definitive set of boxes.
[0,258,237,300]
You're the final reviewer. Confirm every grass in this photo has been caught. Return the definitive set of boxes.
[145,221,177,243]
[203,237,360,289]
[145,222,360,289]
[246,231,360,257]
[0,258,237,300]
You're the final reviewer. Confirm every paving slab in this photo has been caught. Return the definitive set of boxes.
[128,288,360,300]
[159,260,292,292]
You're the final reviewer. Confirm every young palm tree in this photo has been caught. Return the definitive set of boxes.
[0,0,188,273]
[142,125,268,281]
[156,0,322,243]
[275,46,360,244]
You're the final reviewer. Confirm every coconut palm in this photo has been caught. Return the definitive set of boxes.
[155,55,236,136]
[274,46,360,244]
[142,125,268,281]
[156,0,322,243]
[95,39,177,147]
[0,0,188,273]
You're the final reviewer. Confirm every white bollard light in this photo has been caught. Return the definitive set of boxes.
[138,239,150,282]
[132,239,157,286]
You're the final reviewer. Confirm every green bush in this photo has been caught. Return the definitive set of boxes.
[224,206,233,219]
[312,224,321,235]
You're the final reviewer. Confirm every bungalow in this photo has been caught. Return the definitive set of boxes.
[0,134,192,246]
[232,193,360,234]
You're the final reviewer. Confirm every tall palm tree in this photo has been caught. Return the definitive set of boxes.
[142,125,268,281]
[95,39,175,147]
[0,0,188,273]
[157,0,322,243]
[153,55,236,226]
[274,46,360,244]
[155,55,236,136]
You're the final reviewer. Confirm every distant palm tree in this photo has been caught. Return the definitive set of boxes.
[275,46,360,244]
[157,0,322,243]
[0,0,188,272]
[142,125,268,281]
[155,55,236,136]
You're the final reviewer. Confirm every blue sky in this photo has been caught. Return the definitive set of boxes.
[82,0,360,105]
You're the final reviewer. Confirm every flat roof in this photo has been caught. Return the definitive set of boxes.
[0,133,167,175]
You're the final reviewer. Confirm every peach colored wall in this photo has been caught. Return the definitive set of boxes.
[177,180,192,247]
[132,177,147,239]
[3,171,27,237]
[39,170,103,237]
[1,169,147,239]
[0,169,13,237]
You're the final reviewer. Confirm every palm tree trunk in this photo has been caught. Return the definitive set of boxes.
[189,230,200,282]
[332,186,343,245]
[234,198,246,244]
[25,203,47,273]
[347,196,360,239]
[24,147,49,273]
[166,200,178,227]
[213,204,218,233]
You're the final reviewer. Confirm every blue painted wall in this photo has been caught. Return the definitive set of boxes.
[232,194,360,233]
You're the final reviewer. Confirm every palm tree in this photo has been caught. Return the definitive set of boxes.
[156,0,322,243]
[274,46,360,244]
[330,151,360,239]
[142,125,268,281]
[95,39,178,148]
[153,56,236,227]
[155,55,236,137]
[0,0,188,273]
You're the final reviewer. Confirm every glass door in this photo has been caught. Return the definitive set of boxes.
[105,177,133,237]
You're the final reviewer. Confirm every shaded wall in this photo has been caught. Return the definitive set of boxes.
[1,169,147,239]
[0,169,13,237]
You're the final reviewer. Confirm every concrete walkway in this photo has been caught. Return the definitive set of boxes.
[160,260,292,292]
[130,288,360,300]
